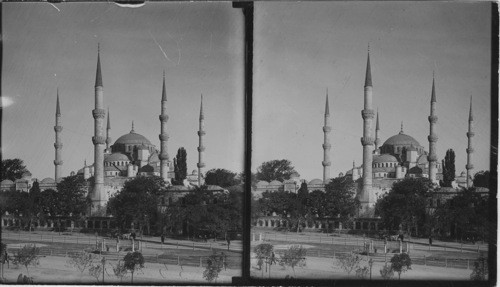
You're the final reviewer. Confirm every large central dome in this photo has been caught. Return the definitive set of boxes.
[114,131,152,146]
[383,132,421,147]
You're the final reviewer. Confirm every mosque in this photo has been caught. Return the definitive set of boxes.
[254,49,476,211]
[1,47,209,215]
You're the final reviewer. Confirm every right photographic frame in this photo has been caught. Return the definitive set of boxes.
[251,1,495,283]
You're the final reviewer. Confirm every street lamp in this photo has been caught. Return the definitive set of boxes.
[368,258,373,280]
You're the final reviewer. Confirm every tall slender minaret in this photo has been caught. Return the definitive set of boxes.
[91,44,106,212]
[374,109,381,152]
[360,47,375,208]
[54,89,63,182]
[159,71,170,183]
[197,94,206,186]
[427,75,438,183]
[466,96,474,188]
[322,89,331,184]
[105,108,112,153]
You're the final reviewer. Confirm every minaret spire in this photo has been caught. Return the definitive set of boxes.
[322,89,331,183]
[54,89,63,183]
[400,121,404,134]
[360,47,375,209]
[159,71,170,183]
[427,74,439,183]
[466,96,474,188]
[91,44,106,213]
[105,108,112,153]
[197,94,206,186]
[197,94,205,186]
[375,109,381,151]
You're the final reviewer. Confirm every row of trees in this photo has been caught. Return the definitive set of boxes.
[254,177,360,232]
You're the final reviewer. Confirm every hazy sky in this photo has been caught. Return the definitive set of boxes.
[3,2,244,180]
[254,2,492,181]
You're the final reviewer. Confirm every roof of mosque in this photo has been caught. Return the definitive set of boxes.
[114,131,152,146]
[373,154,398,164]
[308,178,323,186]
[104,152,130,162]
[382,132,421,147]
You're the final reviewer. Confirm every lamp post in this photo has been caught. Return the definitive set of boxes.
[101,256,106,283]
[368,258,373,280]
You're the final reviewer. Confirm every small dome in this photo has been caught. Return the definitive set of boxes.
[1,179,14,185]
[308,178,323,185]
[41,178,55,184]
[256,181,269,187]
[383,132,421,147]
[104,153,130,162]
[114,131,152,146]
[408,166,423,174]
[373,154,398,164]
[269,180,282,186]
[139,165,154,173]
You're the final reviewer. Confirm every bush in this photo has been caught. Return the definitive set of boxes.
[337,252,362,278]
[470,254,488,281]
[67,252,95,275]
[380,264,394,280]
[112,260,128,282]
[12,244,40,276]
[203,252,226,282]
[279,245,307,276]
[390,253,412,280]
[88,260,103,283]
[253,243,273,270]
[123,251,144,283]
[355,266,369,279]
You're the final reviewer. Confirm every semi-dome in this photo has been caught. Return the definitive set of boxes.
[256,181,269,187]
[105,153,130,162]
[139,165,154,173]
[269,180,282,186]
[114,131,152,146]
[308,178,323,185]
[373,154,398,164]
[1,179,14,185]
[41,177,55,184]
[383,132,421,147]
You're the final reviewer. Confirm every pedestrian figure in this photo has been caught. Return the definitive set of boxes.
[399,233,404,242]
[204,235,207,242]
[227,238,231,250]
[116,237,120,252]
[161,234,165,245]
[429,236,432,246]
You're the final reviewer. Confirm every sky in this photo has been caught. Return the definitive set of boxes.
[253,2,492,181]
[2,2,245,180]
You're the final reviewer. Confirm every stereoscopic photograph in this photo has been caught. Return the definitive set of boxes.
[1,2,245,283]
[251,1,493,282]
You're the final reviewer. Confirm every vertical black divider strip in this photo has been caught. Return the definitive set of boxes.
[232,1,253,285]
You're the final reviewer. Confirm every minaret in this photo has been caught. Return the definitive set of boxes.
[322,89,331,184]
[54,89,63,182]
[427,75,439,183]
[197,94,206,186]
[91,44,106,212]
[374,109,381,152]
[105,108,112,153]
[466,96,474,188]
[360,47,375,208]
[158,71,170,183]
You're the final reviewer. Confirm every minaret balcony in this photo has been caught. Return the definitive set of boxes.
[159,153,170,161]
[428,115,438,124]
[92,109,106,119]
[467,132,475,137]
[322,161,331,167]
[466,147,475,153]
[322,143,331,150]
[197,146,206,152]
[466,163,474,170]
[427,135,438,142]
[54,126,63,132]
[159,134,170,141]
[197,162,206,168]
[54,143,63,149]
[361,110,375,120]
[159,115,169,122]
[53,160,63,165]
[106,138,112,145]
[198,131,206,136]
[92,136,106,145]
[323,126,331,132]
[427,154,438,162]
[360,137,374,146]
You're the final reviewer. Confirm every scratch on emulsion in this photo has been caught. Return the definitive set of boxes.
[48,3,60,12]
[149,31,173,63]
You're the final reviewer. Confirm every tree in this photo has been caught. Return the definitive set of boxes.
[440,149,456,187]
[56,175,91,217]
[205,168,240,187]
[254,243,273,271]
[355,266,369,279]
[337,252,362,278]
[112,260,128,282]
[473,170,490,188]
[12,244,40,276]
[38,188,61,217]
[390,253,412,280]
[1,243,9,280]
[108,176,166,234]
[256,159,298,182]
[375,178,432,235]
[67,252,95,276]
[470,254,488,281]
[173,148,187,185]
[203,252,226,282]
[88,260,104,283]
[123,251,144,283]
[1,158,29,181]
[279,245,307,276]
[322,176,360,224]
[379,264,394,280]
